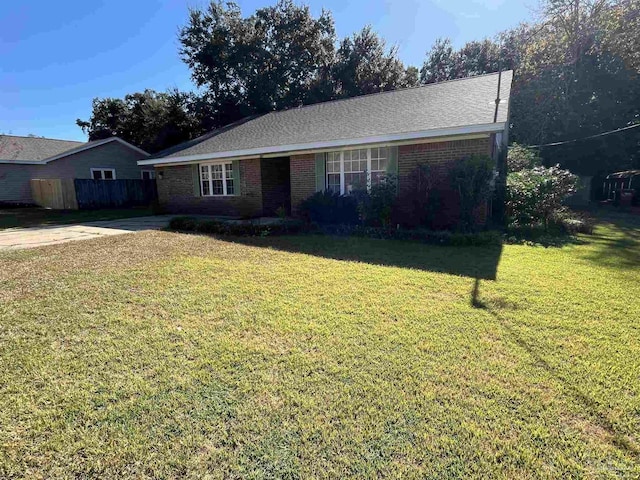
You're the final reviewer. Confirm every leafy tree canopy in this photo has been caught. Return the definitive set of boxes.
[507,143,541,172]
[76,90,202,153]
[179,0,336,122]
[333,26,416,98]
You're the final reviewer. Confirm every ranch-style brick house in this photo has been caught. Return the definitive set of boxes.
[139,71,513,225]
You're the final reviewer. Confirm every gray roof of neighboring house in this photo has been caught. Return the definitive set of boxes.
[0,135,149,164]
[0,135,85,162]
[151,71,513,161]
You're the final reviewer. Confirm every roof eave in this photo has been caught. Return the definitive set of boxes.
[41,137,150,164]
[138,122,507,166]
[0,160,44,165]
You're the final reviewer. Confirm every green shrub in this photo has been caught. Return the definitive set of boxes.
[391,164,443,229]
[551,209,595,234]
[169,216,501,246]
[504,210,593,246]
[450,154,495,231]
[299,191,359,225]
[506,165,578,228]
[168,216,305,236]
[507,143,541,172]
[169,216,200,231]
[317,224,502,247]
[356,175,398,227]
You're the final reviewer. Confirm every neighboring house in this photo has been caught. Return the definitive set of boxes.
[0,135,151,204]
[139,71,513,226]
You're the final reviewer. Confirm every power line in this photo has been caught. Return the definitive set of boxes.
[529,123,640,148]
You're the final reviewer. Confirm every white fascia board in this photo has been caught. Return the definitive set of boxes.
[138,122,506,166]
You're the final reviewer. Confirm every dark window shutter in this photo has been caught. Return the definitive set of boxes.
[387,146,398,176]
[387,146,399,194]
[232,160,240,195]
[315,153,326,192]
[192,164,201,197]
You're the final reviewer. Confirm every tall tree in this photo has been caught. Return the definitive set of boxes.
[179,0,336,124]
[508,0,640,174]
[76,89,202,153]
[420,38,458,84]
[332,26,411,98]
[420,37,512,84]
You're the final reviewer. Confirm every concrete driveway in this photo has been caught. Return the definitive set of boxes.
[0,215,176,251]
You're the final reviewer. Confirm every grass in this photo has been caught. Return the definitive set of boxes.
[0,209,638,478]
[0,206,154,230]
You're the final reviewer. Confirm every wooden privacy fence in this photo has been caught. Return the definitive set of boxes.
[30,179,78,210]
[31,179,157,210]
[74,179,157,209]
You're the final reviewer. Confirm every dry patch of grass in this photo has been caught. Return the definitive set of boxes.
[0,214,639,478]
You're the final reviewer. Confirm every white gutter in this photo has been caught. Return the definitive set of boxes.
[138,122,506,166]
[0,160,43,165]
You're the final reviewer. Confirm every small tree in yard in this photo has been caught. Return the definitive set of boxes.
[506,165,578,229]
[451,155,495,231]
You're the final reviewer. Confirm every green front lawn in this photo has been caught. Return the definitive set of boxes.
[0,207,154,230]
[0,211,638,478]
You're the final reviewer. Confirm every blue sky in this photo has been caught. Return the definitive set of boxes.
[1,0,532,141]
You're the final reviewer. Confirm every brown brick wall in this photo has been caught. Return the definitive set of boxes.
[156,158,263,217]
[290,154,316,215]
[398,138,491,190]
[397,137,492,228]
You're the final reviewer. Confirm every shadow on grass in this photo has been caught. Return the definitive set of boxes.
[227,234,503,281]
[471,281,639,458]
[577,209,640,270]
[0,207,154,230]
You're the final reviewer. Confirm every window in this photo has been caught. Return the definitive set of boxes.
[344,148,367,193]
[91,168,116,180]
[325,147,389,194]
[370,147,389,186]
[200,162,235,196]
[141,170,156,180]
[326,152,341,194]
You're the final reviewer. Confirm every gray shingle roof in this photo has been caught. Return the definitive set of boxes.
[0,135,85,162]
[153,71,512,161]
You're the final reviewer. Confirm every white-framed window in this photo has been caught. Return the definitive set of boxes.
[325,147,389,194]
[200,162,235,196]
[141,170,156,180]
[91,168,116,180]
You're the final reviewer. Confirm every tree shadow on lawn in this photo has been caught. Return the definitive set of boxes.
[230,234,504,281]
[471,287,640,459]
[578,210,640,270]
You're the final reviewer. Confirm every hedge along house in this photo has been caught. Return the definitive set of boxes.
[140,71,513,225]
[0,135,150,204]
